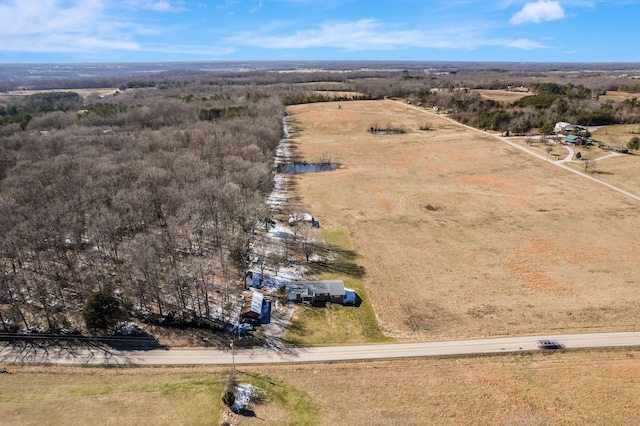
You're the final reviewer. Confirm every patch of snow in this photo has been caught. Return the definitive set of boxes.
[267,222,295,240]
[267,174,290,210]
[111,321,145,336]
[246,116,310,290]
[231,383,255,413]
[288,212,313,225]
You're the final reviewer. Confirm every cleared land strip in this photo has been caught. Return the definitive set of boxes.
[2,332,639,366]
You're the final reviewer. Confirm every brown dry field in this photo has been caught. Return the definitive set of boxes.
[472,89,530,102]
[3,349,640,425]
[599,90,638,102]
[2,87,120,98]
[255,350,640,426]
[581,155,640,194]
[287,100,640,340]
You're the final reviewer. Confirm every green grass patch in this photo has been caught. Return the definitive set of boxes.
[283,228,391,346]
[0,370,224,425]
[591,124,640,146]
[239,372,319,425]
[2,368,321,425]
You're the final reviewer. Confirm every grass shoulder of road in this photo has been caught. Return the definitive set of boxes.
[283,228,391,347]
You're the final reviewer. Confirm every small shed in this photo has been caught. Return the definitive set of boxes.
[260,299,271,324]
[245,271,264,288]
[343,288,362,307]
[240,290,264,321]
[288,212,320,228]
[286,280,345,305]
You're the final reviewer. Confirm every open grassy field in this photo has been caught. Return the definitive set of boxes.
[599,90,639,102]
[0,366,226,425]
[286,100,640,340]
[505,135,640,184]
[575,154,640,194]
[472,89,530,103]
[260,349,640,426]
[3,349,639,425]
[0,365,318,425]
[562,124,640,192]
[591,123,640,145]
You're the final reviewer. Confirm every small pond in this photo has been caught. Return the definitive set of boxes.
[277,162,339,174]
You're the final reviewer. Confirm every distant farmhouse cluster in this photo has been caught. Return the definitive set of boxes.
[553,121,630,153]
[553,121,587,135]
[553,121,591,146]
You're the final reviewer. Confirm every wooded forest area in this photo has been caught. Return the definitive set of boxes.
[1,64,639,336]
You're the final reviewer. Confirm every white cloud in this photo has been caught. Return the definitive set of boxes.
[250,1,263,13]
[506,38,546,49]
[0,0,141,52]
[231,19,545,52]
[232,19,454,50]
[143,1,173,12]
[0,0,204,57]
[128,0,187,12]
[510,1,565,24]
[141,43,235,56]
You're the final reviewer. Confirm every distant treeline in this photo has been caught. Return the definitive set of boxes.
[0,91,84,129]
[400,80,639,133]
[198,105,247,120]
[282,92,377,105]
[620,84,640,93]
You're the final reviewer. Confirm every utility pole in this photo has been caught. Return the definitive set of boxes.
[230,339,235,371]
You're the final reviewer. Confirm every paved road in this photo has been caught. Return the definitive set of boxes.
[1,332,638,366]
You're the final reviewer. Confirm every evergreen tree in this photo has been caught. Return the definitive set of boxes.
[82,288,125,331]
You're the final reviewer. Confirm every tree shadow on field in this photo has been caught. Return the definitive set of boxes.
[235,408,266,420]
[235,370,282,387]
[309,244,366,279]
[280,317,308,347]
[0,331,166,366]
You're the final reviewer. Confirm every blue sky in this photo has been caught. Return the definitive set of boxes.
[0,0,638,63]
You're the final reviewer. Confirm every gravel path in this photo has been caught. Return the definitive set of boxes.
[262,302,296,351]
